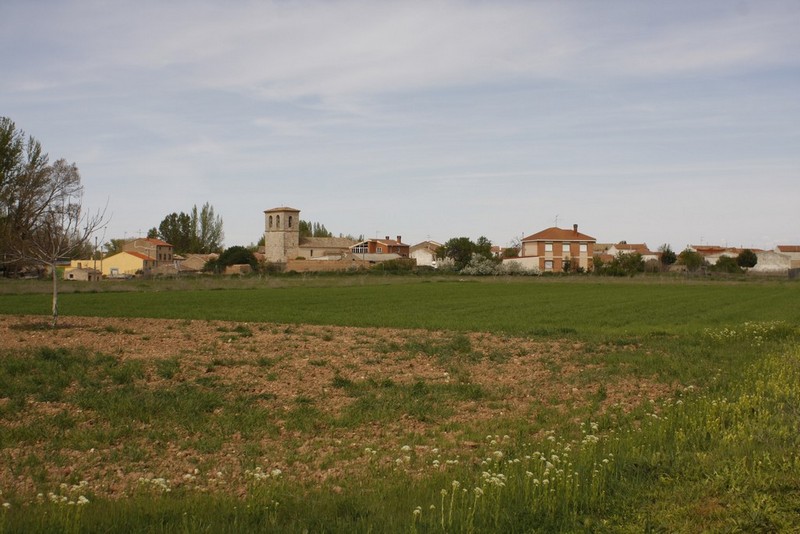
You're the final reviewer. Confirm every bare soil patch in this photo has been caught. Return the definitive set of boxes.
[0,315,670,501]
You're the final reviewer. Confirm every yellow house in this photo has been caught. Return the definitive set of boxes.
[100,251,156,277]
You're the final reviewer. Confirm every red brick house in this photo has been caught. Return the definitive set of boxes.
[123,238,175,267]
[506,224,596,272]
[350,236,410,258]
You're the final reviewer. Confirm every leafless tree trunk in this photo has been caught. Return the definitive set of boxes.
[6,159,106,327]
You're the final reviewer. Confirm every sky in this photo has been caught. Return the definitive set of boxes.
[1,0,798,251]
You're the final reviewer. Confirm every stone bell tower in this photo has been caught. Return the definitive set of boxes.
[264,206,300,263]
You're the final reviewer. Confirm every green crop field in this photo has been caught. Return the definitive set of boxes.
[1,276,799,532]
[2,277,799,337]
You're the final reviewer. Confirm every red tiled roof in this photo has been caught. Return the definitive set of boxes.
[131,237,172,247]
[126,251,155,261]
[777,245,800,253]
[523,226,595,242]
[376,240,407,247]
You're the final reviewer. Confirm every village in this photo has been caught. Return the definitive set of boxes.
[64,205,800,281]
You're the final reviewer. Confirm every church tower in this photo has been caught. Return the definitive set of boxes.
[264,207,300,263]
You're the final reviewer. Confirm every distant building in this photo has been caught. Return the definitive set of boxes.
[123,238,174,267]
[63,266,101,281]
[410,241,442,268]
[602,242,659,263]
[264,206,356,263]
[504,224,595,272]
[776,245,800,269]
[350,236,410,258]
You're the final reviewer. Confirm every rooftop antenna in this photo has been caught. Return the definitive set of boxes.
[554,214,559,227]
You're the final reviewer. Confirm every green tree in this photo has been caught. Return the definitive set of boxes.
[204,245,257,273]
[154,203,224,254]
[0,118,106,325]
[103,238,126,257]
[658,244,677,266]
[0,116,50,274]
[712,255,743,274]
[299,220,333,239]
[158,212,192,253]
[436,237,468,270]
[678,249,706,272]
[737,249,758,269]
[191,202,224,253]
[594,252,644,277]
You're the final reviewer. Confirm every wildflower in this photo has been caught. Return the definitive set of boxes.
[413,506,422,517]
[493,450,504,460]
[451,480,460,490]
[401,445,412,452]
[77,496,89,505]
[2,502,10,509]
[473,487,484,497]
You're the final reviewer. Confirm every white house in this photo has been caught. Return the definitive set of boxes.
[410,241,442,268]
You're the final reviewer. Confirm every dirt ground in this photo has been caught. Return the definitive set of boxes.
[0,315,671,500]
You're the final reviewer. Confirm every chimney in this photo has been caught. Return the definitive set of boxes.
[573,224,578,235]
[396,235,402,243]
[385,235,390,241]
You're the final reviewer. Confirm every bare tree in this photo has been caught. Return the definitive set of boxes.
[13,159,106,326]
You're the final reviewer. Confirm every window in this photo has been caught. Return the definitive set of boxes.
[276,215,280,227]
[562,243,570,255]
[544,260,554,270]
[269,215,273,228]
[545,243,553,252]
[579,243,587,253]
[352,243,368,254]
[377,247,383,253]
[288,216,293,228]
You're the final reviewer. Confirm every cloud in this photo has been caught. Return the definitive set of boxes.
[6,1,797,103]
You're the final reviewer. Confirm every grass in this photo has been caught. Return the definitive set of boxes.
[2,277,799,340]
[0,277,799,531]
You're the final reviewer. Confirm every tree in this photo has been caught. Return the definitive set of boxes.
[154,203,224,254]
[299,220,333,239]
[737,249,758,269]
[0,130,106,326]
[158,212,192,253]
[191,202,224,253]
[103,238,126,256]
[437,237,495,272]
[678,248,706,272]
[0,118,107,325]
[1,117,50,274]
[658,244,677,267]
[204,245,257,273]
[594,252,644,277]
[712,255,742,274]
